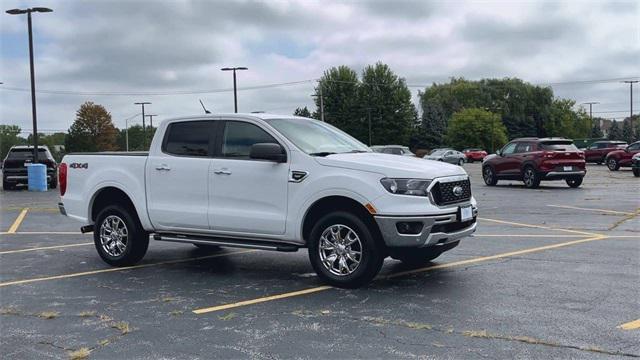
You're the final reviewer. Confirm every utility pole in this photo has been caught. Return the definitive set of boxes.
[6,7,53,163]
[134,102,151,148]
[311,82,325,122]
[582,102,599,119]
[125,117,130,152]
[221,67,248,113]
[622,80,638,132]
[145,114,157,146]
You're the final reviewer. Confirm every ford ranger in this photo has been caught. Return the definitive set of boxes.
[58,114,477,288]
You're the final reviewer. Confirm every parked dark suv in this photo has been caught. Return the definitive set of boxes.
[482,138,586,188]
[2,146,57,190]
[604,141,640,171]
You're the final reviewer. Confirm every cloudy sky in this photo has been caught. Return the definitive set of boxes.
[1,0,639,134]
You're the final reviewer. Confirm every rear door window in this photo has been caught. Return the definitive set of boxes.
[221,121,278,159]
[163,121,212,157]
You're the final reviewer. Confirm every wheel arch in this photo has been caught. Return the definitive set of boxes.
[90,186,139,224]
[300,195,382,247]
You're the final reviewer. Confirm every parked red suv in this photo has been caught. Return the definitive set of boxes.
[583,141,627,164]
[482,138,586,188]
[605,141,640,171]
[462,148,487,163]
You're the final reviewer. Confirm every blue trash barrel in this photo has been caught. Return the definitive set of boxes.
[27,163,48,191]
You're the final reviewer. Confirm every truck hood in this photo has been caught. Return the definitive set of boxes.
[315,153,467,179]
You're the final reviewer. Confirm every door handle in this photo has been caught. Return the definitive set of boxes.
[213,168,232,175]
[155,164,171,171]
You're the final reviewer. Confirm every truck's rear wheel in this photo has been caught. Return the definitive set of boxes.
[94,205,148,266]
[308,211,384,288]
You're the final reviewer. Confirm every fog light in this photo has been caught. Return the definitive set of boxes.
[396,221,423,235]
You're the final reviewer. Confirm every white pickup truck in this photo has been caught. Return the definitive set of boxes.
[59,114,477,287]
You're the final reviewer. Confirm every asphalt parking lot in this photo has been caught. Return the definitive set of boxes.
[1,163,638,359]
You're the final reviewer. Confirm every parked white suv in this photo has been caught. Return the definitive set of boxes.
[59,114,477,287]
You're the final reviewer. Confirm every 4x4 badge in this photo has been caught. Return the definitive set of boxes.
[452,185,463,197]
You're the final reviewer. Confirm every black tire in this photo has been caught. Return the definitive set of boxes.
[483,166,498,186]
[458,159,464,166]
[390,247,443,266]
[467,158,474,163]
[308,211,384,288]
[3,178,14,190]
[94,205,149,266]
[49,178,57,189]
[522,166,541,189]
[607,158,620,171]
[633,168,640,177]
[566,177,583,188]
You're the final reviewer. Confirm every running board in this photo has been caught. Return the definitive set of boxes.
[153,233,300,252]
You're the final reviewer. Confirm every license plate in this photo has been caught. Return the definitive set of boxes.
[460,205,473,222]
[563,166,572,171]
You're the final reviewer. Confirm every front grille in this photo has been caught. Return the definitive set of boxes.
[431,218,476,233]
[430,179,472,206]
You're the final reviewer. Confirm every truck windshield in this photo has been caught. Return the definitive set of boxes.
[265,118,370,155]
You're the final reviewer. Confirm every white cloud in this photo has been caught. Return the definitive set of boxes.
[1,0,638,134]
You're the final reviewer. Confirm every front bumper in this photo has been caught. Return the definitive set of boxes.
[374,206,478,248]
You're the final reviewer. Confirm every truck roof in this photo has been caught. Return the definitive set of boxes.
[160,113,303,126]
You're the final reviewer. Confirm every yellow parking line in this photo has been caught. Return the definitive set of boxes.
[474,234,584,238]
[7,208,29,234]
[479,217,601,237]
[0,243,93,255]
[0,249,255,288]
[548,205,637,216]
[618,319,640,330]
[193,286,333,314]
[192,235,607,315]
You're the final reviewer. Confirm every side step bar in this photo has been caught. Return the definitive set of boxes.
[153,233,300,252]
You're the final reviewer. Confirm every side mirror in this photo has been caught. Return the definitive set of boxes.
[249,143,287,162]
[496,150,502,156]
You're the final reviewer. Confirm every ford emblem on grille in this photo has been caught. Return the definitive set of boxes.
[452,185,464,197]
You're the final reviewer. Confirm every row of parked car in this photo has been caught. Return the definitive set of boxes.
[371,139,640,189]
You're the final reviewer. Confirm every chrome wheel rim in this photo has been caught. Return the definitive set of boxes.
[318,224,362,276]
[483,167,493,183]
[608,159,616,170]
[99,215,128,257]
[524,169,534,186]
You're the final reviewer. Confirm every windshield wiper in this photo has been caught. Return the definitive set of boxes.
[309,152,337,157]
[343,150,368,153]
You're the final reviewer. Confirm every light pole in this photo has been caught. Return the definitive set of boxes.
[134,102,151,148]
[6,6,53,163]
[221,67,248,113]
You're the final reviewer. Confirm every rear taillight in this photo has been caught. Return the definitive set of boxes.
[59,163,67,196]
[578,152,585,159]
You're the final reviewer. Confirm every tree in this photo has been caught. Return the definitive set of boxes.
[358,62,416,146]
[314,66,362,138]
[293,106,312,118]
[445,108,508,151]
[411,98,447,149]
[634,118,640,142]
[0,125,27,160]
[117,125,156,151]
[66,102,119,152]
[608,121,622,140]
[547,99,591,139]
[621,119,634,143]
[591,118,605,138]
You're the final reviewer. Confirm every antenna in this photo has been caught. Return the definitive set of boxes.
[199,99,211,114]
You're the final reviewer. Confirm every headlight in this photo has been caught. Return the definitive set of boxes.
[380,178,431,196]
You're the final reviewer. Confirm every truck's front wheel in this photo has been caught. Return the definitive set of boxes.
[308,211,384,288]
[94,205,149,266]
